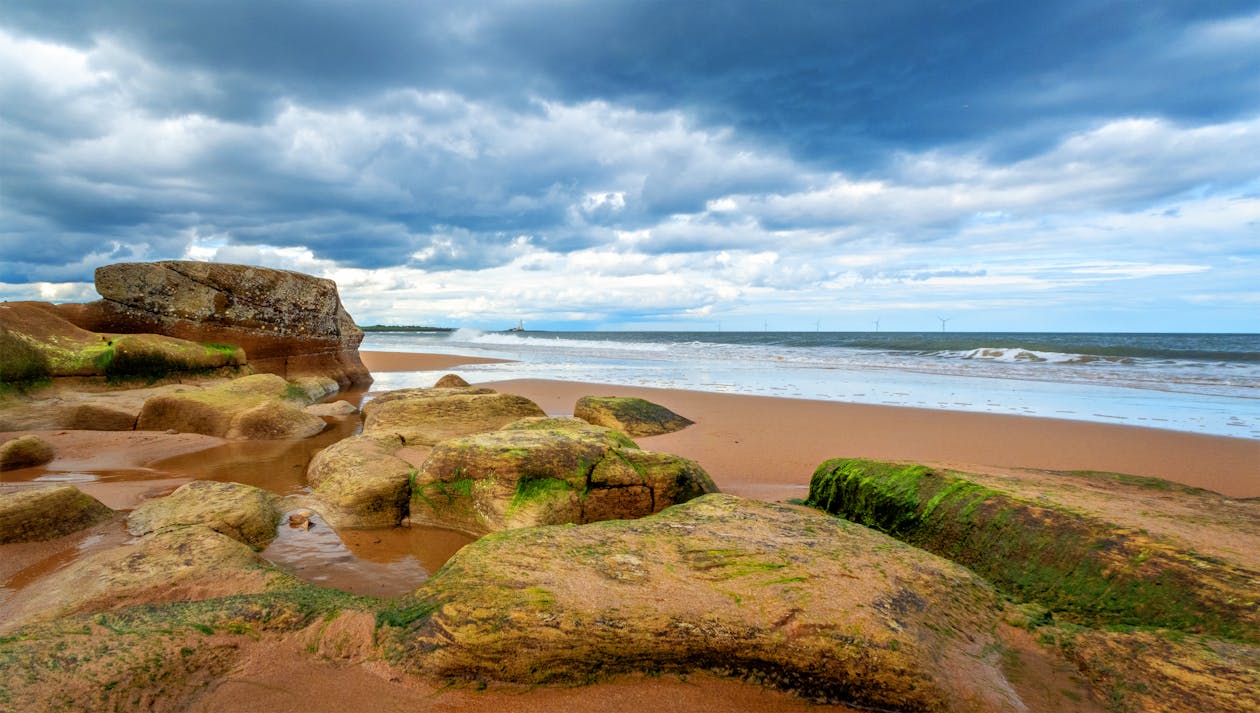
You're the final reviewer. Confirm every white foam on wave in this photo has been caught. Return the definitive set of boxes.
[447,331,671,353]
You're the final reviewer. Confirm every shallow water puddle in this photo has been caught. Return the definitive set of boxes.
[264,510,474,597]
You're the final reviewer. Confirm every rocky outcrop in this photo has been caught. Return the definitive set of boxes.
[380,494,1020,711]
[411,422,716,535]
[305,433,414,528]
[0,435,54,470]
[0,525,281,632]
[807,458,1260,642]
[127,480,282,550]
[0,485,114,543]
[0,301,245,386]
[58,261,370,386]
[137,373,326,440]
[362,388,545,446]
[574,396,694,437]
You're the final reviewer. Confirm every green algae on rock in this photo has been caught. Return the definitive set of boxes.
[574,395,694,437]
[806,458,1260,643]
[380,493,1020,711]
[411,425,716,535]
[136,373,326,440]
[0,485,114,544]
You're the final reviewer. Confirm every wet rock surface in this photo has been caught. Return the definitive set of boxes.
[0,485,114,544]
[575,395,694,437]
[137,373,326,440]
[127,480,282,550]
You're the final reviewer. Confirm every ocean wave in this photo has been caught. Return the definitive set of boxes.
[948,347,1135,365]
[446,330,671,353]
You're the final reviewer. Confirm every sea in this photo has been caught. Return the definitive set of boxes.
[360,331,1260,440]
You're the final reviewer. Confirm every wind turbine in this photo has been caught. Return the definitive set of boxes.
[873,317,880,333]
[937,316,951,333]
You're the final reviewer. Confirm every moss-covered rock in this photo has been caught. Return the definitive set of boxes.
[0,525,283,632]
[362,388,545,446]
[0,301,245,386]
[0,434,55,471]
[500,415,639,448]
[0,485,114,543]
[136,373,326,440]
[305,433,414,528]
[574,395,694,437]
[806,458,1260,643]
[127,480,282,550]
[380,493,1020,711]
[412,426,716,535]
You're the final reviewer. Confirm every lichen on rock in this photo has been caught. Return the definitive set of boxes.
[0,485,114,543]
[127,480,282,550]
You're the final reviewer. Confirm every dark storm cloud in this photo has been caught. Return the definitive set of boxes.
[0,0,1257,298]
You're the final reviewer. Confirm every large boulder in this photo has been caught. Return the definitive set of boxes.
[380,494,1021,711]
[0,434,54,470]
[411,423,716,535]
[0,485,114,543]
[127,480,282,550]
[0,525,281,632]
[807,458,1260,642]
[574,395,694,437]
[362,388,546,446]
[0,301,245,385]
[305,433,414,528]
[58,261,370,386]
[137,373,326,440]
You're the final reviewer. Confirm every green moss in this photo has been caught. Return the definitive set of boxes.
[509,477,572,513]
[0,330,51,386]
[806,458,1258,643]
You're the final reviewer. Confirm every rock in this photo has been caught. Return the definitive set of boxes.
[61,261,371,386]
[290,375,341,401]
[433,373,470,388]
[362,389,545,446]
[0,301,244,385]
[306,433,413,528]
[574,396,694,437]
[807,458,1260,642]
[127,480,282,550]
[137,373,326,440]
[0,525,282,632]
[0,485,114,543]
[68,401,139,430]
[380,494,1021,711]
[0,434,55,470]
[287,509,314,529]
[303,399,359,417]
[411,425,716,535]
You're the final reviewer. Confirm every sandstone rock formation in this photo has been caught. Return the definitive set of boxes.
[58,261,370,386]
[362,387,545,445]
[0,301,245,385]
[574,395,694,437]
[380,494,1020,711]
[0,434,55,471]
[137,373,326,440]
[411,421,716,535]
[0,485,114,543]
[127,480,282,550]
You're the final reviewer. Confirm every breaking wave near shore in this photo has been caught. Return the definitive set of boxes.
[362,330,1260,438]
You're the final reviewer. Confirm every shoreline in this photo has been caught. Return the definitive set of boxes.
[359,350,510,371]
[482,378,1260,499]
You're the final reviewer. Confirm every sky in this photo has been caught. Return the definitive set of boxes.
[1,1,1258,332]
